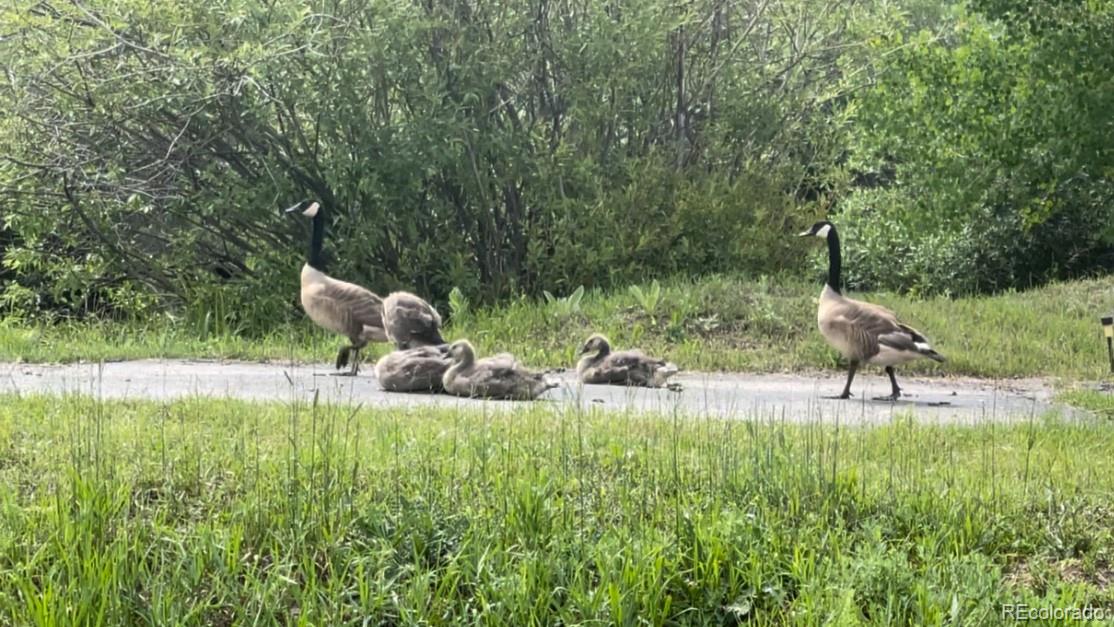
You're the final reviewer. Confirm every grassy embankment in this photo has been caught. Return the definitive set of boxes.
[2,274,1112,380]
[0,394,1110,624]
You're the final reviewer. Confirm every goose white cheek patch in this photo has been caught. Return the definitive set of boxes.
[303,202,320,217]
[815,224,831,238]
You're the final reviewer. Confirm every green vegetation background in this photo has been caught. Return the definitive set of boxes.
[1,0,1112,337]
[3,274,1111,381]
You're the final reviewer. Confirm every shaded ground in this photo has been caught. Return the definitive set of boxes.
[0,359,1076,424]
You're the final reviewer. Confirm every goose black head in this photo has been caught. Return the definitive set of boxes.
[284,199,321,217]
[798,220,834,238]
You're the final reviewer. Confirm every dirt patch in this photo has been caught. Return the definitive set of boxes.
[1005,558,1113,593]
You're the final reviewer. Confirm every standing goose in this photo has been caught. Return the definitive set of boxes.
[382,291,445,349]
[374,344,452,392]
[285,199,387,376]
[576,334,680,389]
[799,220,945,400]
[442,340,556,400]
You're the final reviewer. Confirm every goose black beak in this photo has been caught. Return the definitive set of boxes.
[797,230,811,237]
[284,203,304,214]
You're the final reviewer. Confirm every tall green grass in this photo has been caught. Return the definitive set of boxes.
[2,273,1113,379]
[1058,388,1114,419]
[0,395,1110,624]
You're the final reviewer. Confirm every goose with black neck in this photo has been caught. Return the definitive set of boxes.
[285,199,387,376]
[799,220,946,401]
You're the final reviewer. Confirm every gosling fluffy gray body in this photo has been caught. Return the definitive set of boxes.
[576,334,679,387]
[382,291,445,350]
[442,340,556,400]
[374,344,452,392]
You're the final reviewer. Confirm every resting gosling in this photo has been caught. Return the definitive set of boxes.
[374,344,452,392]
[799,220,945,400]
[576,334,680,389]
[382,291,445,349]
[285,199,387,376]
[442,340,556,400]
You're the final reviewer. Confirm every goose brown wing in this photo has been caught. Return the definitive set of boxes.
[834,298,937,359]
[315,279,385,340]
[897,323,929,344]
[876,324,922,353]
[827,300,905,360]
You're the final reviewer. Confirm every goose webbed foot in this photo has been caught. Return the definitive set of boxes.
[329,370,359,377]
[825,361,859,400]
[874,366,901,402]
[666,382,684,392]
[823,392,853,400]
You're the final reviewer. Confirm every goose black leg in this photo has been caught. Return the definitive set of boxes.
[872,366,902,401]
[331,345,359,376]
[349,347,362,376]
[825,360,858,399]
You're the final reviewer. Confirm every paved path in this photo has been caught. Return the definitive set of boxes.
[0,359,1076,424]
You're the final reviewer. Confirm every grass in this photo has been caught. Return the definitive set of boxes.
[2,273,1113,380]
[0,394,1110,624]
[1058,388,1114,419]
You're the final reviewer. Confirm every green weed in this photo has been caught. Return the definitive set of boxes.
[2,274,1113,380]
[0,395,1109,623]
[629,280,664,320]
[1059,388,1114,419]
[448,286,471,323]
[543,285,586,319]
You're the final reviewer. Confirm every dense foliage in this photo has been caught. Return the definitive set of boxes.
[0,0,1111,329]
[840,0,1114,294]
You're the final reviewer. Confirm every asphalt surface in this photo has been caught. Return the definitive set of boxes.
[0,359,1077,424]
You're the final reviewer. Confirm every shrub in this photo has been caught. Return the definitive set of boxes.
[0,0,847,331]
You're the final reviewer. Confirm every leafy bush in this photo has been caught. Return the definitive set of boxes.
[841,1,1114,294]
[824,190,1024,296]
[0,0,852,331]
[3,0,1110,327]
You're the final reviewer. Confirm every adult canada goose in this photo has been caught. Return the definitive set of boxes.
[382,291,445,349]
[576,334,680,389]
[374,344,452,392]
[285,199,387,376]
[442,340,557,400]
[799,220,945,400]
